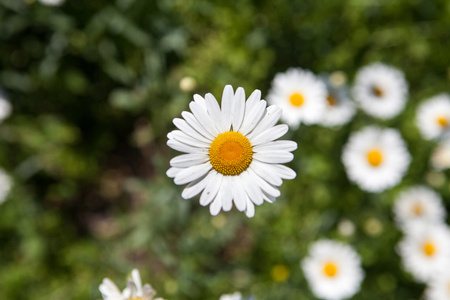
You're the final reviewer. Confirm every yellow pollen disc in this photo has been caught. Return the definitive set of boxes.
[372,85,383,97]
[367,149,383,167]
[412,203,423,216]
[437,116,448,128]
[289,92,304,107]
[423,242,435,256]
[323,262,338,277]
[130,298,143,300]
[209,131,253,176]
[327,95,337,106]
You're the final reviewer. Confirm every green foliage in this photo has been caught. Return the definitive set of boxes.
[0,0,449,299]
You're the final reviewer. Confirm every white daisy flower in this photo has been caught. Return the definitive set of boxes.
[426,268,450,300]
[318,74,355,127]
[393,186,446,231]
[267,68,327,128]
[431,138,450,170]
[416,94,450,140]
[167,85,297,218]
[99,269,164,300]
[341,126,411,193]
[219,292,242,300]
[301,240,364,300]
[398,222,450,283]
[352,63,408,119]
[0,92,11,123]
[0,169,12,205]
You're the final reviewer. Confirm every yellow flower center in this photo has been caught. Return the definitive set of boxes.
[130,298,143,300]
[423,242,435,256]
[209,131,253,175]
[412,203,423,216]
[327,95,337,106]
[323,262,338,277]
[289,92,304,107]
[437,116,448,128]
[372,85,383,97]
[367,149,383,167]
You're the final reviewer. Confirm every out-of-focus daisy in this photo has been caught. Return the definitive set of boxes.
[352,63,408,119]
[318,73,355,127]
[426,269,450,300]
[219,292,242,300]
[0,168,12,205]
[267,68,327,128]
[38,0,65,6]
[0,92,11,123]
[99,269,164,300]
[167,85,297,218]
[431,138,450,170]
[398,222,450,283]
[393,186,446,230]
[416,94,450,140]
[301,240,364,300]
[341,126,411,193]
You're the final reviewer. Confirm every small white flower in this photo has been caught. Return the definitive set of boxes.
[341,126,411,193]
[398,222,450,283]
[0,169,12,205]
[219,292,242,300]
[167,85,297,218]
[393,186,446,231]
[99,269,163,300]
[267,68,327,128]
[0,93,12,123]
[431,138,450,170]
[416,94,450,140]
[38,0,65,6]
[318,74,355,127]
[426,268,450,300]
[352,63,408,119]
[301,240,364,300]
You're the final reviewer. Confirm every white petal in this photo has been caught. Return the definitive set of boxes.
[250,124,289,146]
[245,197,255,218]
[193,94,207,109]
[247,105,282,140]
[222,176,233,211]
[205,93,223,131]
[181,173,211,199]
[190,101,220,136]
[173,118,211,144]
[221,85,234,132]
[99,279,122,297]
[241,170,264,205]
[271,164,296,180]
[182,111,215,140]
[249,161,283,186]
[239,100,267,136]
[232,178,247,212]
[166,167,182,178]
[199,171,223,206]
[168,130,210,148]
[232,87,246,132]
[210,194,223,216]
[131,269,142,293]
[262,192,277,203]
[170,153,209,168]
[253,140,298,153]
[247,168,281,198]
[174,162,212,185]
[253,151,294,164]
[167,139,202,154]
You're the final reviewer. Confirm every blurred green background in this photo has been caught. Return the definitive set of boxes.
[0,0,450,299]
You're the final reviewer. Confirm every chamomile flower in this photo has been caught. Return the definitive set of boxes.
[167,85,297,218]
[301,240,364,300]
[219,292,242,300]
[341,126,411,193]
[431,138,450,170]
[393,186,446,230]
[0,168,12,205]
[267,68,327,128]
[416,94,450,140]
[352,63,408,119]
[99,269,164,300]
[319,74,355,127]
[426,268,450,300]
[398,222,450,283]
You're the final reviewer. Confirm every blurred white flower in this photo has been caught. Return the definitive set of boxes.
[318,74,355,127]
[426,268,450,300]
[219,292,242,300]
[0,169,12,205]
[0,93,12,123]
[393,186,446,231]
[167,85,297,218]
[38,0,65,6]
[398,222,450,283]
[416,94,450,140]
[431,139,450,170]
[267,68,327,128]
[341,126,411,193]
[99,269,164,300]
[352,63,408,119]
[301,240,364,300]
